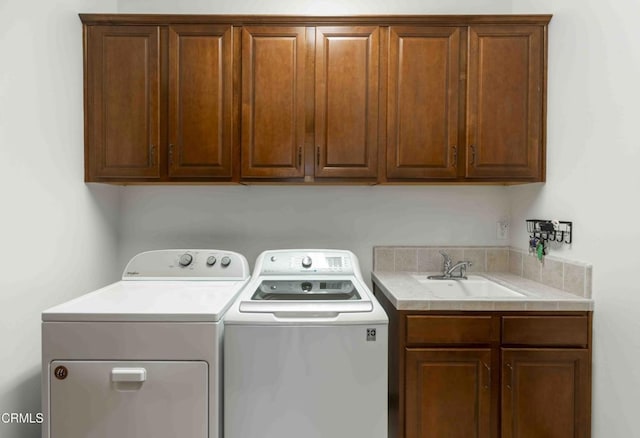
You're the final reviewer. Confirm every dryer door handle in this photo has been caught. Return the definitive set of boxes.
[111,367,147,383]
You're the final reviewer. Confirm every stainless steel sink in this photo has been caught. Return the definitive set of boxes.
[412,275,525,299]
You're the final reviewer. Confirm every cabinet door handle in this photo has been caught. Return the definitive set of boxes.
[452,145,458,168]
[506,362,513,390]
[149,144,156,166]
[483,361,491,390]
[298,146,302,167]
[469,144,476,165]
[317,146,321,166]
[169,144,174,165]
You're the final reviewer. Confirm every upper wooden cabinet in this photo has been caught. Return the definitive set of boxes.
[241,25,380,181]
[168,24,234,178]
[315,26,379,179]
[386,26,462,180]
[80,15,550,184]
[84,22,236,182]
[240,26,307,179]
[466,25,545,180]
[85,25,161,181]
[386,23,546,182]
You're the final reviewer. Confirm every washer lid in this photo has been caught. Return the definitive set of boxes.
[238,278,373,315]
[251,279,361,301]
[42,280,248,322]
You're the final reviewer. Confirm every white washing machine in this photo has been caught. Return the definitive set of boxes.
[224,249,388,438]
[41,249,250,438]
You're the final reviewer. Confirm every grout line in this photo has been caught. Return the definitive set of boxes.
[392,248,396,272]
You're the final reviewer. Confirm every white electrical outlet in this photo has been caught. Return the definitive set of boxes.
[497,221,509,240]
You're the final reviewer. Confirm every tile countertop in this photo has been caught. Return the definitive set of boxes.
[371,271,594,312]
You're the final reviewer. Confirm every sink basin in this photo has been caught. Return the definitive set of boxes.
[412,275,525,299]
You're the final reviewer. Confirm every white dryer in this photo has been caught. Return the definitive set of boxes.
[41,249,250,438]
[224,249,388,438]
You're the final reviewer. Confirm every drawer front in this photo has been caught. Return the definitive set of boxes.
[502,316,589,347]
[406,315,498,345]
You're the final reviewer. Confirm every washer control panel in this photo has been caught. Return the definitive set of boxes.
[259,250,354,275]
[122,249,249,280]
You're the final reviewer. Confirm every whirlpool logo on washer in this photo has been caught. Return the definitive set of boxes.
[366,328,377,341]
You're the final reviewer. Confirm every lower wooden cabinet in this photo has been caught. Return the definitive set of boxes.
[406,349,492,438]
[502,349,591,438]
[374,287,592,438]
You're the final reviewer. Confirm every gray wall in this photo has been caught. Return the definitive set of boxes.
[0,0,120,437]
[118,186,510,284]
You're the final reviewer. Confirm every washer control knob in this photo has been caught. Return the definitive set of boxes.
[206,256,217,266]
[179,253,193,267]
[221,256,231,268]
[302,256,312,268]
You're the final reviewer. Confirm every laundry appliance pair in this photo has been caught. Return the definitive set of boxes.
[42,248,387,438]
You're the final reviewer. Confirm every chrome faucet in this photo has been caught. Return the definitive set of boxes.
[428,251,472,280]
[439,250,452,273]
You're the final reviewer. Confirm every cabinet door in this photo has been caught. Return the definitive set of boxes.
[502,349,591,438]
[241,26,306,178]
[168,25,234,178]
[315,26,379,178]
[466,25,544,180]
[86,26,161,180]
[406,348,492,438]
[387,26,461,180]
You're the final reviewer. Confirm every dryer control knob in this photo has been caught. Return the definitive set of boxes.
[179,253,193,267]
[206,256,217,266]
[302,256,312,268]
[221,256,231,267]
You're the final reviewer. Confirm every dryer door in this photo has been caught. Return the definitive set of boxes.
[48,361,207,438]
